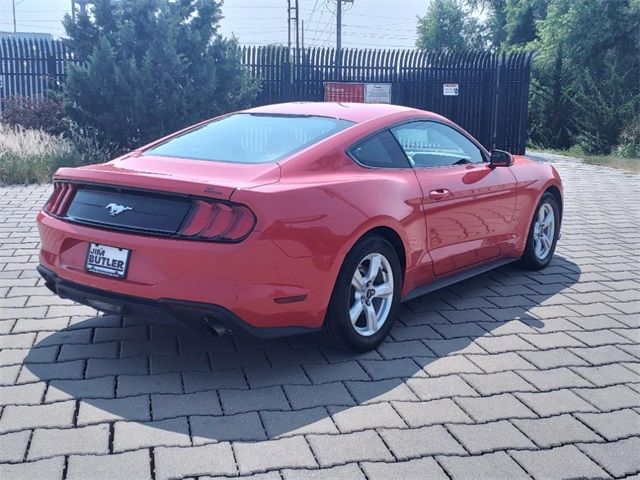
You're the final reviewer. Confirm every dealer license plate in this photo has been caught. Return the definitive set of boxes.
[85,243,130,279]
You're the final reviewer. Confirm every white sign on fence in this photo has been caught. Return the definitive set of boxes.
[364,83,392,103]
[443,83,459,96]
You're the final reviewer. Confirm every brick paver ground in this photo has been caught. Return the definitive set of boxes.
[0,158,639,479]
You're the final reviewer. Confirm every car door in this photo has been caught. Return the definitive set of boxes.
[391,120,518,276]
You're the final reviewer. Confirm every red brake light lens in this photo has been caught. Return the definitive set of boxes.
[179,199,256,242]
[45,182,76,216]
[44,183,63,212]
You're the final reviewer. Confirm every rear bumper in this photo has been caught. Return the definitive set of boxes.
[37,265,319,338]
[37,210,337,333]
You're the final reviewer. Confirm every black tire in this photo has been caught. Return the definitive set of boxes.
[520,191,560,270]
[321,235,402,352]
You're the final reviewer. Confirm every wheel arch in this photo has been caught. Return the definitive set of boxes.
[545,185,563,224]
[321,224,406,351]
[340,225,407,279]
[363,226,407,279]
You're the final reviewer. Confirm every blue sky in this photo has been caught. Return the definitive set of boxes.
[0,0,428,48]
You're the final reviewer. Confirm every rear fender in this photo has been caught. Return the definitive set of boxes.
[232,166,429,300]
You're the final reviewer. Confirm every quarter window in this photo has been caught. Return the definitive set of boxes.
[349,130,411,168]
[391,121,484,167]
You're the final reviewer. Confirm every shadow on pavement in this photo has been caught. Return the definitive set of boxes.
[24,255,581,441]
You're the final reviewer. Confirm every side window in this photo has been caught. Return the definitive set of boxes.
[349,130,411,168]
[391,121,485,168]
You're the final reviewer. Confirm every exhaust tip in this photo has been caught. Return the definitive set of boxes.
[202,317,230,336]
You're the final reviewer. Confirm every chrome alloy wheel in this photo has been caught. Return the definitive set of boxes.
[533,202,555,260]
[348,252,394,337]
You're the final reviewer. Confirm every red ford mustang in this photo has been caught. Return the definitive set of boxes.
[37,102,562,351]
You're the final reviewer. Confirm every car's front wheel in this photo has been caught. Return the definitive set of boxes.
[521,191,560,270]
[321,235,401,352]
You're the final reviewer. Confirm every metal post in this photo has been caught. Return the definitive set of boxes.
[336,0,342,78]
[294,0,300,65]
[12,0,17,33]
[336,0,342,56]
[491,54,504,151]
[287,0,292,52]
[301,19,305,67]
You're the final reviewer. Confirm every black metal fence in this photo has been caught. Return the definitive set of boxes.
[0,39,71,99]
[0,39,533,154]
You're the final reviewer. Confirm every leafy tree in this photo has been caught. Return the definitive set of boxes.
[416,0,486,52]
[531,0,640,153]
[464,0,508,48]
[461,0,639,154]
[62,0,258,149]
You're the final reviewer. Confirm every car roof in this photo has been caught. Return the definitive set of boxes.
[243,102,426,123]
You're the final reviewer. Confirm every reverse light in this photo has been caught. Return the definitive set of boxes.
[179,199,256,242]
[44,182,76,216]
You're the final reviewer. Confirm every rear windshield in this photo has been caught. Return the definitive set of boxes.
[144,113,354,163]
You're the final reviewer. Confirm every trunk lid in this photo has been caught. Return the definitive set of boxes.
[55,153,281,200]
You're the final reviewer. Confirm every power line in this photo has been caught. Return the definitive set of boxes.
[305,0,321,23]
[233,29,289,35]
[343,22,416,31]
[0,9,70,13]
[315,13,334,46]
[301,26,415,42]
[0,19,65,23]
[340,40,413,48]
[224,4,312,10]
[310,2,329,46]
[345,12,419,20]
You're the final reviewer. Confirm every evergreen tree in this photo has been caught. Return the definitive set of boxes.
[532,0,640,153]
[450,0,639,153]
[505,3,537,45]
[62,0,258,149]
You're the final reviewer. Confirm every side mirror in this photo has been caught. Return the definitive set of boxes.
[490,150,513,167]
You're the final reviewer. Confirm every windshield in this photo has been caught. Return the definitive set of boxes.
[143,113,354,163]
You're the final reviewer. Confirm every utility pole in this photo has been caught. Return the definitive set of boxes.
[287,0,300,64]
[12,0,17,33]
[333,0,353,76]
[301,19,305,66]
[336,0,342,57]
[287,0,291,51]
[295,0,300,62]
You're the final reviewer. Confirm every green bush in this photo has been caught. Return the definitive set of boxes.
[1,96,68,135]
[615,115,640,158]
[0,125,117,185]
[570,56,639,155]
[0,125,72,184]
[63,125,119,168]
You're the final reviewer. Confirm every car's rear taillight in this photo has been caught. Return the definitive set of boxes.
[44,182,76,216]
[179,199,256,242]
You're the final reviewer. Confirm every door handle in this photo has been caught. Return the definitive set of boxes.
[429,189,452,200]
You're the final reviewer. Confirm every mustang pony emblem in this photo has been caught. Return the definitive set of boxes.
[105,203,133,216]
